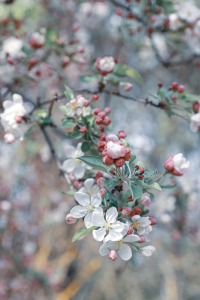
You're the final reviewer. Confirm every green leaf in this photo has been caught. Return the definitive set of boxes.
[59,105,68,116]
[143,182,162,191]
[131,184,143,200]
[143,169,158,179]
[24,125,36,138]
[121,139,131,149]
[160,184,176,189]
[104,179,119,188]
[72,226,96,242]
[114,64,143,84]
[66,127,84,139]
[34,109,48,118]
[63,190,76,195]
[129,152,137,167]
[179,94,200,102]
[105,190,120,208]
[64,85,74,100]
[78,156,113,172]
[61,119,76,128]
[121,189,132,206]
[81,141,90,153]
[79,74,98,82]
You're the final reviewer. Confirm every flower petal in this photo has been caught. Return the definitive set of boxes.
[74,192,90,206]
[74,164,85,179]
[84,212,94,228]
[99,242,115,256]
[2,100,13,110]
[91,192,101,207]
[139,217,151,226]
[112,221,124,232]
[64,145,75,158]
[62,159,76,173]
[118,244,132,261]
[70,205,86,218]
[109,229,123,241]
[93,227,106,241]
[92,207,105,226]
[124,234,140,243]
[84,178,95,190]
[13,94,23,104]
[106,207,118,223]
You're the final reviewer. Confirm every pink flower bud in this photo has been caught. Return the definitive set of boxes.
[4,133,15,144]
[104,107,111,114]
[66,214,77,224]
[106,133,119,143]
[15,116,23,124]
[73,181,82,190]
[177,85,185,93]
[124,83,133,92]
[115,158,125,168]
[127,226,133,235]
[79,126,87,133]
[69,173,76,183]
[108,250,117,261]
[164,156,174,171]
[124,148,131,161]
[103,116,111,126]
[122,207,131,216]
[138,235,146,243]
[149,218,157,225]
[97,177,106,188]
[140,193,151,206]
[99,133,106,141]
[102,155,114,166]
[98,111,106,119]
[118,130,127,139]
[107,141,125,159]
[99,187,106,198]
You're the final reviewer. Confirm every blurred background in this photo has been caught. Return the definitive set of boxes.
[0,0,200,299]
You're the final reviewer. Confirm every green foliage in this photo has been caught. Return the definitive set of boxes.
[79,155,113,172]
[64,85,74,100]
[114,64,143,84]
[61,119,76,128]
[105,190,120,208]
[66,127,84,139]
[104,179,119,188]
[131,184,143,200]
[72,226,96,242]
[81,141,90,152]
[33,109,52,126]
[80,74,98,82]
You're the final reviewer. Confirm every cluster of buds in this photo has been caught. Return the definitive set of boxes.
[68,173,83,190]
[29,32,46,49]
[118,204,142,218]
[164,153,190,176]
[94,107,111,127]
[134,165,145,180]
[94,56,116,76]
[98,131,131,168]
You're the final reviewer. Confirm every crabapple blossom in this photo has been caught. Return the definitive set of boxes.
[95,56,115,75]
[66,95,89,117]
[131,215,152,235]
[108,250,117,261]
[62,143,89,179]
[79,178,99,196]
[175,2,200,23]
[106,133,119,143]
[70,192,102,228]
[168,13,183,31]
[140,193,151,206]
[190,113,200,132]
[97,177,106,189]
[66,214,77,224]
[92,207,125,242]
[1,37,25,59]
[107,141,125,159]
[164,153,190,176]
[29,32,46,49]
[141,245,156,257]
[99,234,140,261]
[4,133,15,144]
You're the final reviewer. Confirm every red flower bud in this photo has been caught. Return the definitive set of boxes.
[99,133,106,141]
[122,207,131,216]
[193,101,200,113]
[135,165,139,170]
[102,149,107,156]
[138,235,146,243]
[79,126,87,133]
[96,117,103,125]
[98,141,106,149]
[140,168,145,174]
[103,116,111,126]
[130,210,136,217]
[127,226,133,235]
[138,175,144,180]
[104,107,111,114]
[124,148,131,161]
[115,8,123,16]
[127,195,132,200]
[15,116,23,124]
[102,155,114,166]
[172,82,178,90]
[164,156,174,171]
[172,96,177,103]
[134,208,142,215]
[168,85,173,90]
[94,108,101,115]
[92,94,99,100]
[158,82,163,88]
[118,205,123,212]
[118,130,127,139]
[99,126,105,132]
[108,250,117,261]
[98,111,106,119]
[149,218,157,225]
[115,158,125,168]
[177,85,185,93]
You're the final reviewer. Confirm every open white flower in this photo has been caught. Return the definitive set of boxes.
[168,13,183,31]
[173,153,190,174]
[175,2,200,23]
[70,192,102,228]
[99,56,115,72]
[79,178,99,196]
[99,234,140,261]
[131,215,152,235]
[190,113,200,132]
[141,245,156,257]
[62,143,87,179]
[92,207,124,242]
[66,95,88,117]
[1,37,25,59]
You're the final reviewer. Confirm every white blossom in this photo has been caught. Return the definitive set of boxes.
[175,2,200,23]
[0,37,25,59]
[79,178,99,196]
[173,153,190,174]
[99,234,140,261]
[66,95,88,117]
[190,113,200,132]
[99,56,115,72]
[169,13,183,31]
[92,207,124,242]
[131,215,152,235]
[70,192,102,228]
[141,245,156,257]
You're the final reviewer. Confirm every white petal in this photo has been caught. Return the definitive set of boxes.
[84,178,95,190]
[62,159,76,173]
[132,215,140,221]
[92,207,105,226]
[91,192,101,207]
[84,212,94,228]
[137,228,145,235]
[141,246,156,257]
[124,234,140,243]
[74,192,90,206]
[109,229,123,241]
[13,94,23,104]
[145,225,152,234]
[99,242,115,256]
[70,205,86,218]
[24,102,34,114]
[118,244,132,261]
[3,100,13,110]
[139,217,151,227]
[76,108,83,116]
[93,227,106,241]
[78,187,87,193]
[112,221,124,232]
[106,207,118,223]
[64,145,75,158]
[74,164,85,179]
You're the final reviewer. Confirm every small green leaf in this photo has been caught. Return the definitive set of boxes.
[121,189,132,206]
[143,169,158,179]
[61,119,76,128]
[105,190,120,208]
[114,64,143,84]
[72,226,96,242]
[121,139,131,149]
[81,141,90,153]
[24,125,36,138]
[64,85,74,100]
[131,184,143,200]
[160,184,176,189]
[67,127,84,139]
[143,182,162,191]
[34,109,48,118]
[179,94,200,102]
[79,156,113,172]
[59,105,68,116]
[104,179,119,188]
[63,190,76,195]
[79,74,98,82]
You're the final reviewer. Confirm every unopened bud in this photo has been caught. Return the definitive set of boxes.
[66,214,77,224]
[127,226,133,235]
[122,207,131,216]
[108,250,117,261]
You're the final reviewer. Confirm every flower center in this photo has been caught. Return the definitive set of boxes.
[87,189,93,196]
[104,222,111,231]
[132,221,140,230]
[71,102,78,110]
[86,205,94,213]
[114,239,125,251]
